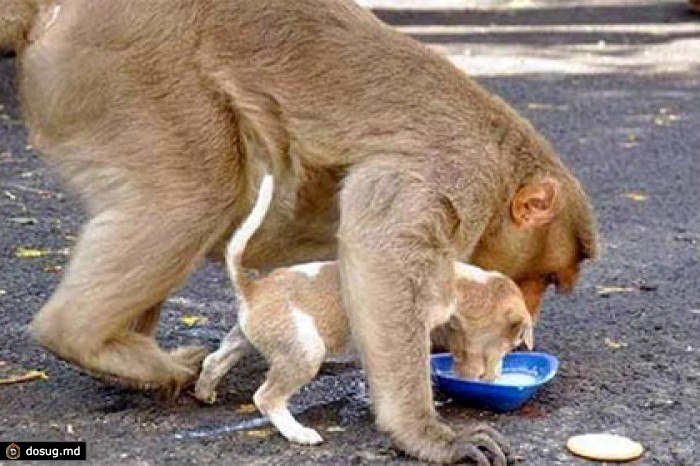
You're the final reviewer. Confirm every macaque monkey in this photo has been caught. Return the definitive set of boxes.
[2,0,596,464]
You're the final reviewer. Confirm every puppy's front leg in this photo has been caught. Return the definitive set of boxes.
[195,325,253,404]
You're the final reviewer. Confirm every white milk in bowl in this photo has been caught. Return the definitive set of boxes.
[492,372,538,386]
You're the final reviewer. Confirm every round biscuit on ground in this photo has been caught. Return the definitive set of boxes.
[566,433,644,462]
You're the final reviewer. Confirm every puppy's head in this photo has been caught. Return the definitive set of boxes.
[446,266,534,382]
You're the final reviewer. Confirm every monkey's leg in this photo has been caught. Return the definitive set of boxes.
[195,325,254,404]
[29,205,219,393]
[130,302,163,337]
[338,165,512,465]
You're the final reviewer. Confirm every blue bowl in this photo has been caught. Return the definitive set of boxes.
[431,352,559,412]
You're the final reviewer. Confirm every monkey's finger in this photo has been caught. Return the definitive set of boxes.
[466,423,513,458]
[452,442,490,466]
[470,433,507,466]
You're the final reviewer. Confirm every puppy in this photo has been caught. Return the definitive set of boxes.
[195,175,534,445]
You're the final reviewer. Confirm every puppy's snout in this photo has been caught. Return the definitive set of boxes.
[453,360,483,381]
[481,354,504,382]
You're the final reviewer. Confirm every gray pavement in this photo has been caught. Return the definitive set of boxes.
[1,1,699,464]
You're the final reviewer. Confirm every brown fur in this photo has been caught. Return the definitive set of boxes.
[0,0,41,51]
[195,181,532,444]
[3,0,597,462]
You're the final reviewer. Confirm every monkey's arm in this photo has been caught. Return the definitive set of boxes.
[337,161,512,465]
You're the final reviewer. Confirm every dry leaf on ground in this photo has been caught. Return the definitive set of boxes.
[596,286,636,296]
[179,315,208,327]
[0,370,48,386]
[604,338,628,349]
[235,403,258,415]
[245,428,276,438]
[624,193,648,202]
[15,247,51,258]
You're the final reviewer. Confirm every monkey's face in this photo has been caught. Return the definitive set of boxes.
[448,289,534,381]
[470,179,588,319]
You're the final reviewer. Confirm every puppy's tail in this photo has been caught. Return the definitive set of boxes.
[0,0,40,52]
[226,174,274,290]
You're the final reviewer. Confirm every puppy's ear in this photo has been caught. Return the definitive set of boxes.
[509,310,535,350]
[511,178,559,229]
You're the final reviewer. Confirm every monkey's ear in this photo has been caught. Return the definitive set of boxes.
[511,178,559,229]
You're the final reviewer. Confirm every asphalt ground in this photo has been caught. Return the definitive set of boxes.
[1,1,699,464]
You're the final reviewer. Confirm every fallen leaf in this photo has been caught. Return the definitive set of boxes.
[9,217,37,225]
[622,134,639,149]
[245,428,276,438]
[15,247,51,258]
[0,370,48,385]
[179,315,208,328]
[235,403,258,415]
[596,286,636,297]
[526,103,569,111]
[518,404,547,418]
[44,265,63,274]
[604,338,628,349]
[624,193,647,202]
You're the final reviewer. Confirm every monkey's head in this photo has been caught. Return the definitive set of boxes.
[447,274,534,381]
[470,174,598,320]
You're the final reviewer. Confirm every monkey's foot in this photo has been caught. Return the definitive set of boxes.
[170,345,208,374]
[82,345,207,399]
[392,419,513,465]
[155,346,209,400]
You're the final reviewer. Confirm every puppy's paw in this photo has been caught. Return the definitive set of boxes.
[285,426,324,446]
[194,382,217,405]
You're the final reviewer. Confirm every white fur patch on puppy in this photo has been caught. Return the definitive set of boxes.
[290,261,330,279]
[291,306,326,360]
[454,262,499,284]
[428,299,457,329]
[267,407,323,445]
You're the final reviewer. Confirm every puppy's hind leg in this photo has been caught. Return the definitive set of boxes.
[252,312,327,447]
[195,325,254,404]
[253,357,325,446]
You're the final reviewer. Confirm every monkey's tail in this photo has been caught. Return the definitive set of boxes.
[225,174,275,291]
[0,0,40,52]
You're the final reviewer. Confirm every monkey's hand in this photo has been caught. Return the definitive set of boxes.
[392,419,513,465]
